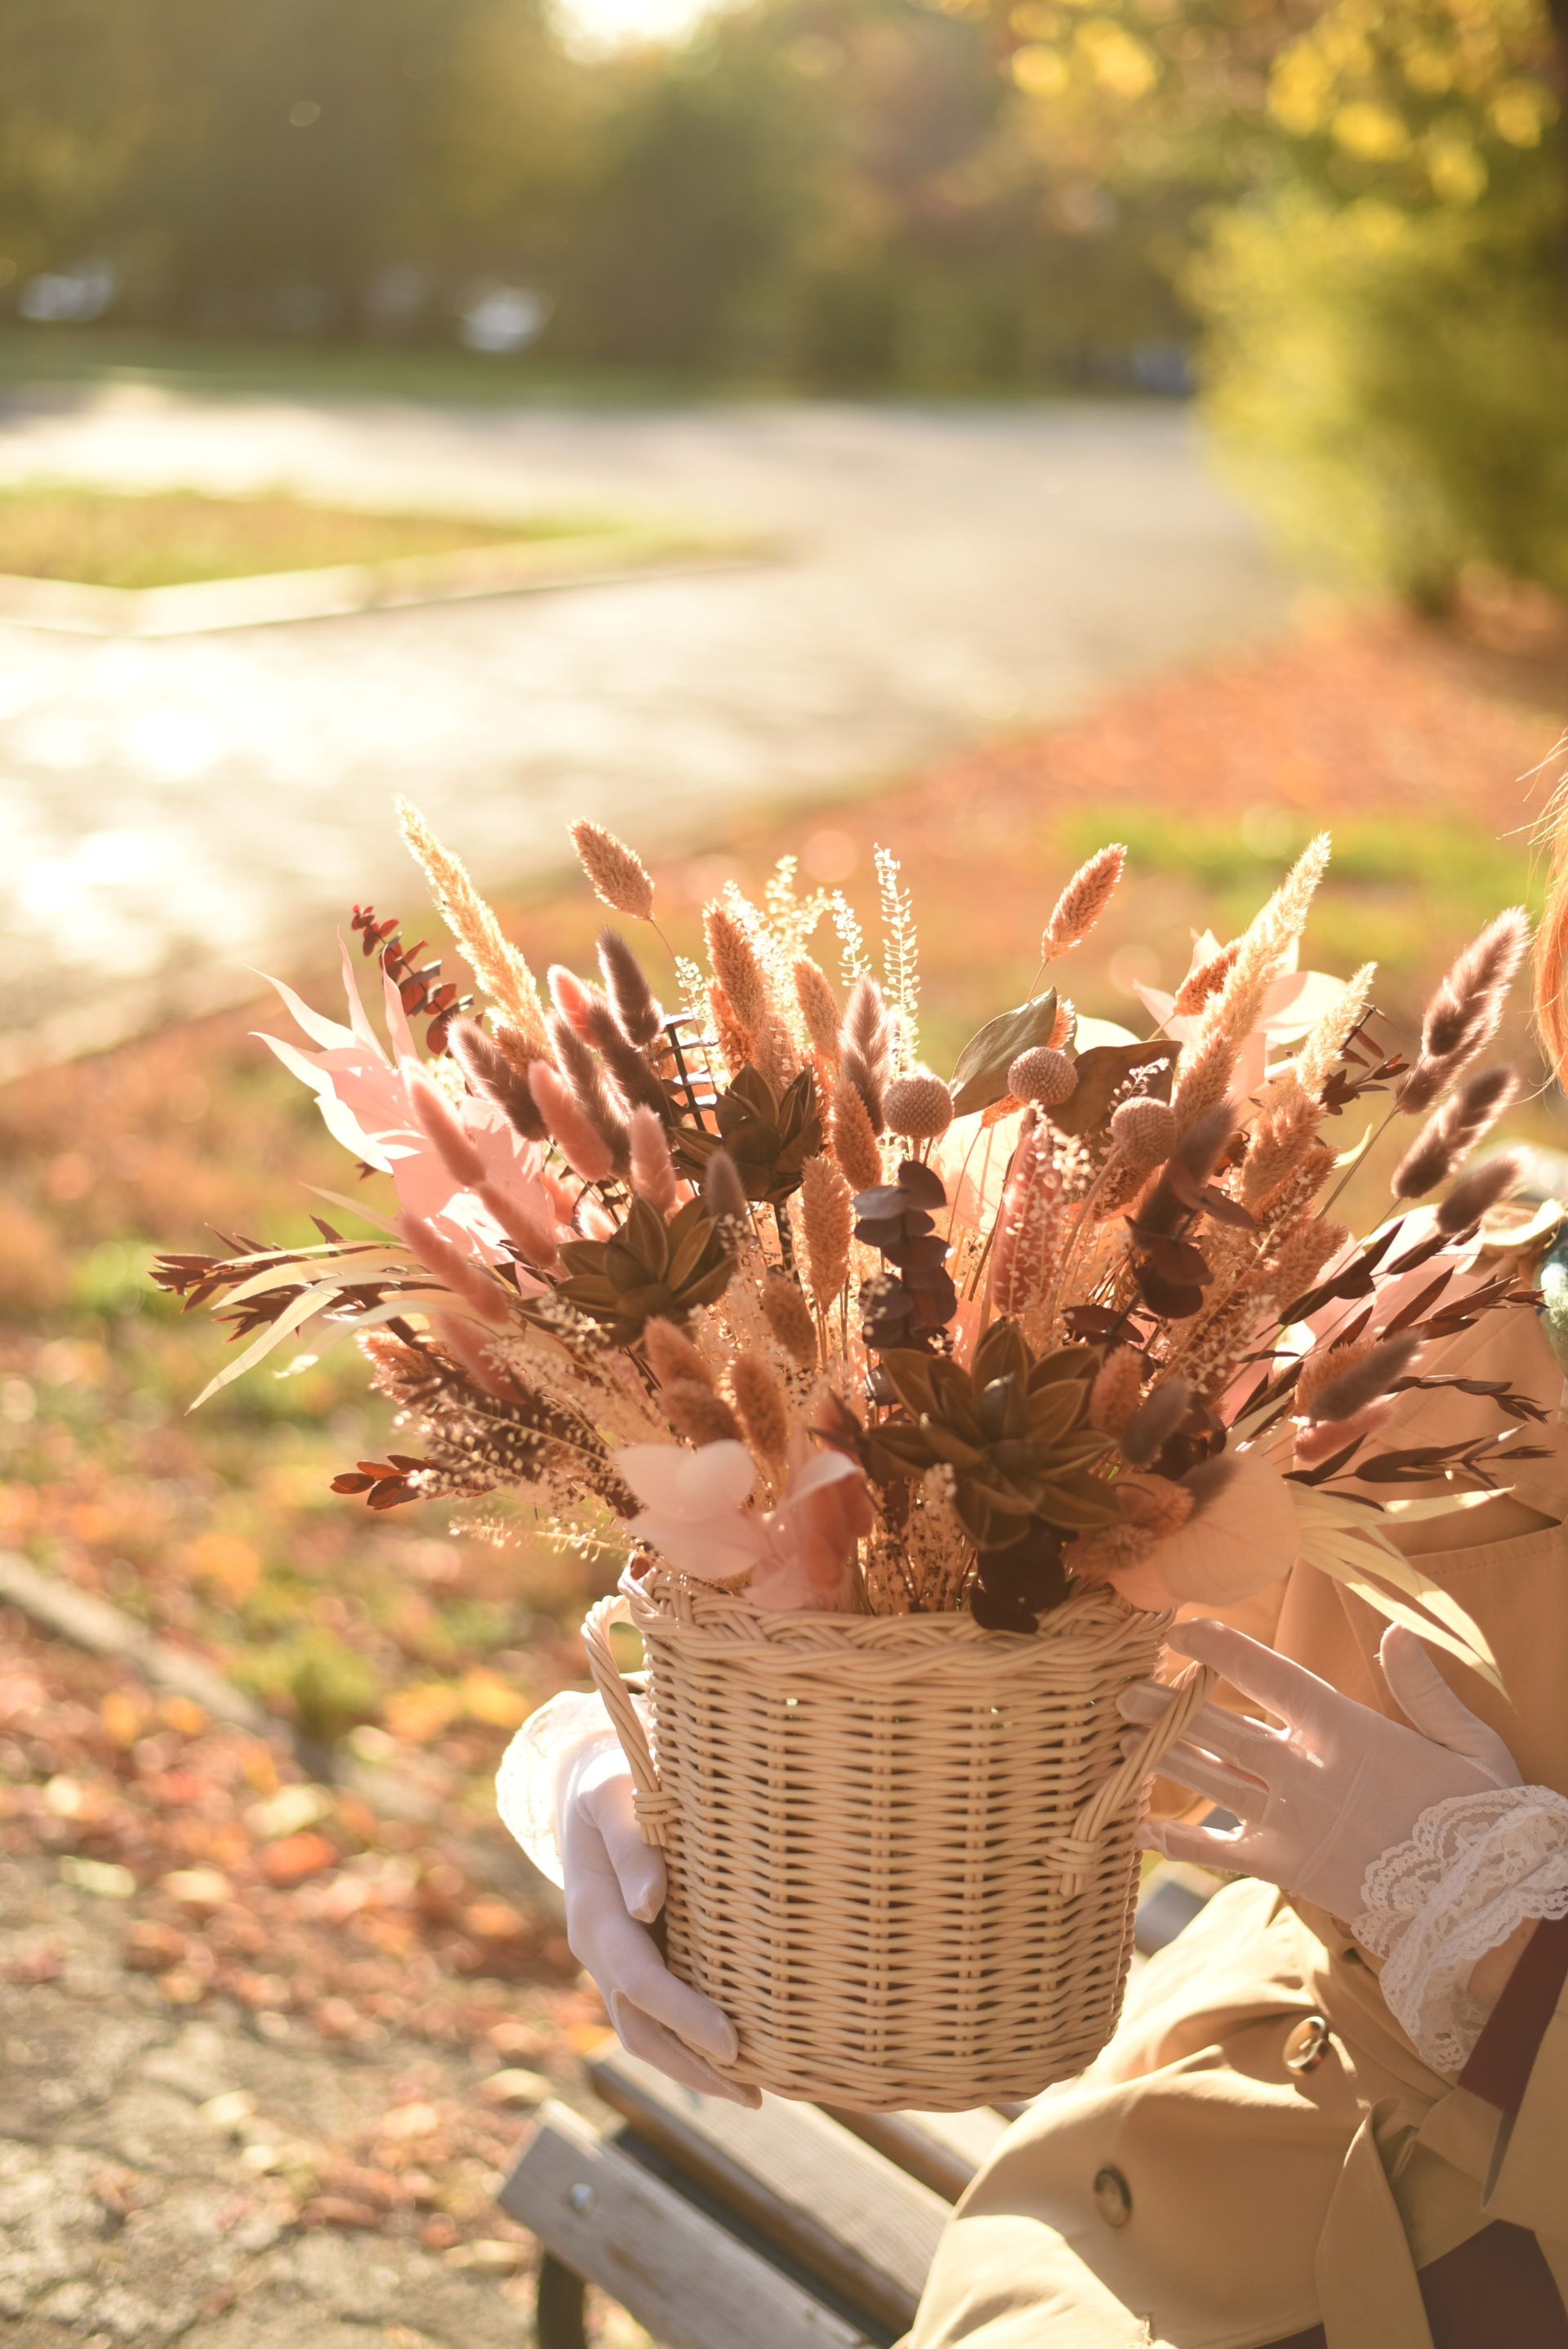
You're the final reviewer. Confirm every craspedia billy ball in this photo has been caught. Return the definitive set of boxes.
[883,1072,954,1143]
[1007,1047,1077,1108]
[1110,1096,1177,1170]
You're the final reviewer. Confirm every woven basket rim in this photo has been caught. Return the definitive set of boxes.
[625,1569,1169,1667]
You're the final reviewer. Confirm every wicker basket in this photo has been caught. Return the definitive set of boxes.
[582,1574,1215,2112]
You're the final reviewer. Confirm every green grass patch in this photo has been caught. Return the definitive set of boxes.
[0,482,620,591]
[1056,807,1539,969]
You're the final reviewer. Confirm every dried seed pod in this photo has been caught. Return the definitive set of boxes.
[1008,1046,1077,1108]
[708,982,754,1080]
[570,820,654,920]
[761,1273,817,1365]
[1110,1096,1178,1170]
[883,1072,953,1142]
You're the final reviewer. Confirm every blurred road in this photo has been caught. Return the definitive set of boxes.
[0,384,1298,1065]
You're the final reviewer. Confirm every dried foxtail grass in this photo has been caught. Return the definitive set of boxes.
[645,1317,714,1390]
[664,1380,742,1446]
[571,820,654,921]
[1393,1065,1518,1199]
[1403,908,1530,1114]
[730,1353,791,1469]
[398,799,546,1045]
[1041,844,1125,962]
[801,1150,854,1311]
[1170,834,1331,1134]
[1296,961,1376,1101]
[705,904,770,1038]
[794,956,843,1062]
[761,1273,817,1364]
[831,1079,884,1191]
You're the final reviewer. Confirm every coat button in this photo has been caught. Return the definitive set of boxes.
[1284,2013,1332,2074]
[1093,2166,1132,2227]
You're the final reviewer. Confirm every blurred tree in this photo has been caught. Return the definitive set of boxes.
[998,0,1568,607]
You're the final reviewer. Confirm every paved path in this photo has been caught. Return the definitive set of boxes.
[0,386,1298,1066]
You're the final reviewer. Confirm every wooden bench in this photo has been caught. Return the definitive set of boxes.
[497,1861,1218,2348]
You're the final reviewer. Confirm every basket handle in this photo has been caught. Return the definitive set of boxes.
[1043,1659,1219,1897]
[581,1593,677,1852]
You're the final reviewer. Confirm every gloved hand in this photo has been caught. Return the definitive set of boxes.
[557,1734,760,2107]
[1119,1617,1521,1922]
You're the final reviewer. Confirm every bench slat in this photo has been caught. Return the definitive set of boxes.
[588,2048,948,2334]
[818,2105,1009,2204]
[501,2102,876,2349]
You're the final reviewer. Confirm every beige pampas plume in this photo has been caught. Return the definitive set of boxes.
[731,1353,791,1467]
[831,1078,883,1191]
[704,903,770,1036]
[1041,844,1125,961]
[800,1151,853,1310]
[570,819,654,922]
[761,1273,817,1365]
[397,799,547,1046]
[794,956,843,1061]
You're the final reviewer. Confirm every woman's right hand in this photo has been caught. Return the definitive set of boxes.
[559,1736,760,2106]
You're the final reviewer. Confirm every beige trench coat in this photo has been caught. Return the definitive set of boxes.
[910,1304,1568,2349]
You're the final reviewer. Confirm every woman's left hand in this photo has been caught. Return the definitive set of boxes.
[1120,1617,1521,1923]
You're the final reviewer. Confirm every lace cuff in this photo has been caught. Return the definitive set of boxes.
[495,1691,621,1888]
[1354,1785,1568,2076]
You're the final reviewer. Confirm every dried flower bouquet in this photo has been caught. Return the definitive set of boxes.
[158,805,1544,1692]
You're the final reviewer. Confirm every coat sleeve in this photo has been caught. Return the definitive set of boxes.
[1462,1913,1568,2236]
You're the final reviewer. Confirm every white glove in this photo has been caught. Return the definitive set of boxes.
[1119,1617,1520,1921]
[498,1696,759,2108]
